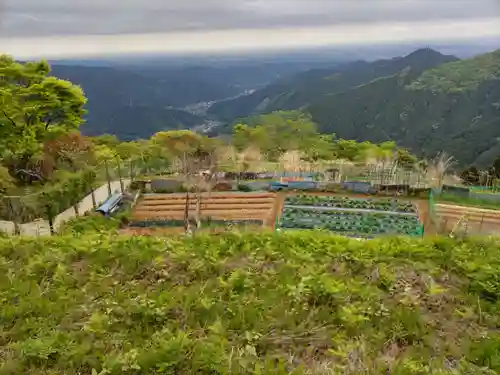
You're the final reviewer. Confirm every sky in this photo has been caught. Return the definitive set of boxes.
[1,0,500,59]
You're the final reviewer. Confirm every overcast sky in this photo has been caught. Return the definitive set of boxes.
[1,0,500,58]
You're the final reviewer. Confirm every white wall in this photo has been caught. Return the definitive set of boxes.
[1,179,131,237]
[0,221,15,236]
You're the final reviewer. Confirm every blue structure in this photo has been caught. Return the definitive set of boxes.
[341,181,376,194]
[96,193,123,216]
[269,181,318,191]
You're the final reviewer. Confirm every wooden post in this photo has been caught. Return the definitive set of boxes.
[129,161,134,182]
[479,213,484,234]
[90,186,97,209]
[104,160,112,196]
[48,213,54,236]
[117,158,124,194]
[45,201,54,236]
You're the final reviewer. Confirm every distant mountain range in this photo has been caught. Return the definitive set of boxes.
[208,48,500,166]
[48,43,500,165]
[49,58,347,140]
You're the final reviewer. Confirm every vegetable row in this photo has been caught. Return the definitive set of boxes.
[130,219,264,228]
[285,195,417,213]
[278,207,423,236]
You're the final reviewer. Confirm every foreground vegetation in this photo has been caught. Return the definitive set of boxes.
[1,232,500,374]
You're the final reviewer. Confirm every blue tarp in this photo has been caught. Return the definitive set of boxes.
[96,193,123,216]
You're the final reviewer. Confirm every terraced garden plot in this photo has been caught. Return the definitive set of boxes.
[130,218,264,228]
[285,195,417,213]
[130,192,277,228]
[435,203,500,235]
[279,207,423,237]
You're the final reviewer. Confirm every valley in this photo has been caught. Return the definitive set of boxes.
[46,46,500,167]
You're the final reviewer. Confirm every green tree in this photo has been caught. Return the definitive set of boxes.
[151,130,207,157]
[232,111,325,160]
[333,139,363,161]
[0,55,87,174]
[91,134,120,148]
[0,166,15,195]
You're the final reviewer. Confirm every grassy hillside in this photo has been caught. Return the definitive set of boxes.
[1,232,500,374]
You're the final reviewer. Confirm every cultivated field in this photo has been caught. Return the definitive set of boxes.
[126,191,500,237]
[435,203,500,235]
[127,192,278,234]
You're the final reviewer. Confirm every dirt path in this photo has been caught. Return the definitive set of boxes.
[413,199,435,236]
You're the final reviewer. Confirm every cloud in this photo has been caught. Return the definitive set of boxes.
[3,18,500,59]
[0,0,499,57]
[2,0,499,36]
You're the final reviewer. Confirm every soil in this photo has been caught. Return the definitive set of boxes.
[434,203,500,235]
[130,191,500,237]
[131,192,277,228]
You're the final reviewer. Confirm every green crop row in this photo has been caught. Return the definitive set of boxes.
[129,219,264,228]
[279,207,423,236]
[1,233,500,374]
[285,195,417,213]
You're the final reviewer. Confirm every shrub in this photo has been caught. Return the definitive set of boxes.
[58,213,124,234]
[237,183,253,192]
[1,233,500,374]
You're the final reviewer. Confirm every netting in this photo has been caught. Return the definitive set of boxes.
[428,189,438,228]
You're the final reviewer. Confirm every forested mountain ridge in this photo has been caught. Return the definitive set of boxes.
[207,48,458,122]
[308,49,500,166]
[408,49,500,93]
[209,48,500,166]
[47,60,346,139]
[48,65,223,139]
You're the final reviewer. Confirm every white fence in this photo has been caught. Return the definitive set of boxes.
[0,179,131,237]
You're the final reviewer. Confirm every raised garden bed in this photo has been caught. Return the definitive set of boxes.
[278,207,423,237]
[285,195,417,214]
[130,219,264,228]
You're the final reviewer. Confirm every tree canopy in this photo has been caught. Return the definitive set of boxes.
[0,56,87,174]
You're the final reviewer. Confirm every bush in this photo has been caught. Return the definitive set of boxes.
[58,212,126,235]
[1,233,500,373]
[130,180,147,191]
[237,183,253,192]
[0,165,15,195]
[213,181,233,191]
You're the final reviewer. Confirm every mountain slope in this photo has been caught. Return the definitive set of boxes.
[49,65,217,139]
[49,60,345,139]
[207,48,458,122]
[83,106,205,141]
[307,49,500,166]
